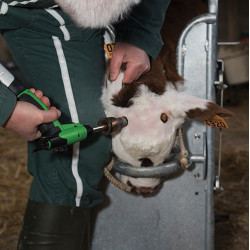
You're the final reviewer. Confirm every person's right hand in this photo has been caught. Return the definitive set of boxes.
[3,89,61,141]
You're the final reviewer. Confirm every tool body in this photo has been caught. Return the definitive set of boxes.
[0,63,127,150]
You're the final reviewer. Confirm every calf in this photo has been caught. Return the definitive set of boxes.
[101,59,232,194]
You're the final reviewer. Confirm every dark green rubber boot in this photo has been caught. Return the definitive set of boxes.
[17,200,90,250]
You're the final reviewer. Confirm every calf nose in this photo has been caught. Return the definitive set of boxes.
[139,158,153,167]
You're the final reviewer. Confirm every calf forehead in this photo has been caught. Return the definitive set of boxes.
[116,104,167,134]
[120,115,183,142]
[116,87,171,115]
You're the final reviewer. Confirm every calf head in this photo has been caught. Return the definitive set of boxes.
[101,60,233,194]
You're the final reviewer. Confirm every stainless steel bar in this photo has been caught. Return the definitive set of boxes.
[218,42,240,46]
[208,0,218,14]
[205,1,218,247]
[105,25,115,43]
[177,14,216,76]
[113,157,181,178]
[113,152,206,178]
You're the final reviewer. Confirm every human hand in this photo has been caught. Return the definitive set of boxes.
[3,89,61,141]
[109,42,150,84]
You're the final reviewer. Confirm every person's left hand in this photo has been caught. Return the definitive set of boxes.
[109,42,150,84]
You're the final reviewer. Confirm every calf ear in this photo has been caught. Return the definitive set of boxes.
[186,102,233,120]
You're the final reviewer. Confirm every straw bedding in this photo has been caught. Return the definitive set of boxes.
[0,129,30,250]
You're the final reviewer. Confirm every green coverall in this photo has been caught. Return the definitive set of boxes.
[0,0,171,249]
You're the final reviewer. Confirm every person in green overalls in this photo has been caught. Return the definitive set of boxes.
[0,0,171,249]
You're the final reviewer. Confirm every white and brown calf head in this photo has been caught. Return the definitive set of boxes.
[101,60,232,194]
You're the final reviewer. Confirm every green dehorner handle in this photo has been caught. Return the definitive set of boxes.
[0,64,93,150]
[0,64,128,150]
[0,63,62,136]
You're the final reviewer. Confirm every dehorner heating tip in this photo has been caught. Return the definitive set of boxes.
[94,116,128,136]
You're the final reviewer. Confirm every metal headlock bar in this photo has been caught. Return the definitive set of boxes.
[113,135,206,178]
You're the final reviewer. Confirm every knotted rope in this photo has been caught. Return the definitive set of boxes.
[178,127,189,169]
[104,157,133,192]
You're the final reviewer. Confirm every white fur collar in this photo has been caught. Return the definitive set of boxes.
[54,0,141,28]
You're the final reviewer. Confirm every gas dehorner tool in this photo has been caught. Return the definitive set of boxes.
[0,63,128,151]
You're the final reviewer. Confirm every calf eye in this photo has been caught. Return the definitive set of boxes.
[161,113,168,123]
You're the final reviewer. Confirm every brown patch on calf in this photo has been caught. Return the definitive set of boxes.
[136,59,167,95]
[158,43,183,86]
[186,102,234,120]
[111,84,137,107]
[111,59,167,108]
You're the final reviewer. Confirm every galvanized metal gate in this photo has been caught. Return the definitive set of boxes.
[90,1,219,249]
